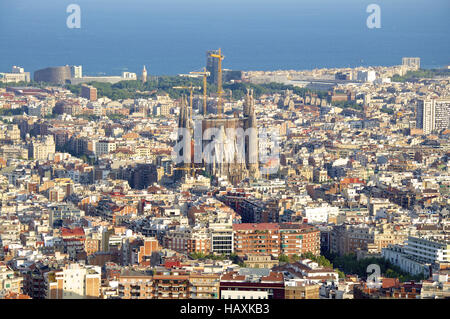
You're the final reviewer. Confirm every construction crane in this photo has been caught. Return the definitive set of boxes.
[172,166,192,178]
[172,156,204,179]
[209,48,225,117]
[173,84,201,121]
[189,68,210,116]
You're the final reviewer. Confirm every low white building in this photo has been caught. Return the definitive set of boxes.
[382,236,449,277]
[382,244,431,277]
[404,236,450,264]
[221,290,268,299]
[304,206,339,224]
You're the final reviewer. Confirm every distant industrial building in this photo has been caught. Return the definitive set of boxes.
[34,66,72,84]
[402,57,421,70]
[69,71,137,85]
[122,72,137,80]
[0,66,31,83]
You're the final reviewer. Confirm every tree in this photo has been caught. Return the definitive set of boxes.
[63,77,329,102]
[324,253,427,282]
[189,252,206,260]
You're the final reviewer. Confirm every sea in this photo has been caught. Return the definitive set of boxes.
[0,0,448,77]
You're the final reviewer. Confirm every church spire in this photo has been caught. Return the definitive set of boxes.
[178,95,187,128]
[247,88,259,179]
[244,88,255,118]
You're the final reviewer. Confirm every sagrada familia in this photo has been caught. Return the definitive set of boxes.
[175,89,260,185]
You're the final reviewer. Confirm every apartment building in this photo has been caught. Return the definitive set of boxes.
[0,124,21,143]
[420,270,450,299]
[189,273,220,299]
[416,98,450,134]
[23,263,54,299]
[243,255,279,269]
[115,270,223,300]
[81,85,97,102]
[45,263,101,299]
[60,227,86,259]
[284,281,320,299]
[163,229,211,255]
[118,270,154,299]
[219,269,285,299]
[28,135,55,160]
[0,262,23,295]
[280,223,320,256]
[403,237,450,264]
[382,237,450,277]
[48,203,84,226]
[209,222,234,255]
[152,270,190,299]
[233,223,320,257]
[122,237,159,266]
[95,140,117,156]
[330,223,406,256]
[233,223,280,257]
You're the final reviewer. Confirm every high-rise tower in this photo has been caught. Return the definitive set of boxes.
[206,50,220,85]
[416,98,450,134]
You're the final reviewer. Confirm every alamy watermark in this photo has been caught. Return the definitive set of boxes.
[66,4,81,29]
[65,5,381,30]
[366,264,381,288]
[172,120,280,176]
[366,4,381,29]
